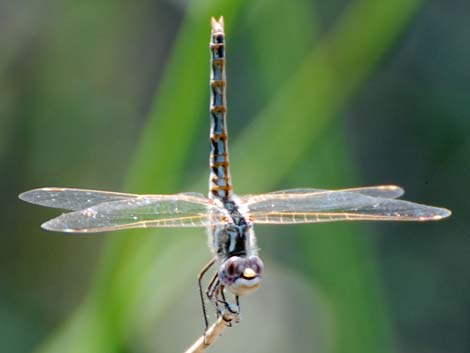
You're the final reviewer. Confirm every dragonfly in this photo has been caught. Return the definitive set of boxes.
[19,16,451,331]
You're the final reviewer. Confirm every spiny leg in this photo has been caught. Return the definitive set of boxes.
[211,285,240,328]
[198,257,216,330]
[207,276,222,317]
[220,286,237,314]
[206,272,219,299]
[208,279,232,321]
[219,286,241,327]
[223,288,241,316]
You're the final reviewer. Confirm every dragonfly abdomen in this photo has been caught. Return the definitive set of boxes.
[209,17,232,201]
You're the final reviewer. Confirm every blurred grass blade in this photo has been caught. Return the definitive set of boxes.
[232,0,423,192]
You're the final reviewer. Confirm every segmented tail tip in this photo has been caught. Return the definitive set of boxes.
[211,16,224,33]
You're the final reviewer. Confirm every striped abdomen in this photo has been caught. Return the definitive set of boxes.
[209,17,232,201]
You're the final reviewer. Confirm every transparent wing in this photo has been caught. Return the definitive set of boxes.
[20,190,224,233]
[19,187,140,210]
[243,186,451,224]
[240,185,404,203]
[19,187,208,211]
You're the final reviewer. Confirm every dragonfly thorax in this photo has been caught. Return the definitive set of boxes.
[215,221,248,257]
[211,198,257,257]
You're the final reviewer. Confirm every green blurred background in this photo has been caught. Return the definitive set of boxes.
[1,0,468,352]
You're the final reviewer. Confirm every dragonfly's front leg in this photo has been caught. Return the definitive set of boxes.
[220,287,240,317]
[206,275,222,317]
[198,257,217,331]
[200,260,240,331]
[207,279,233,321]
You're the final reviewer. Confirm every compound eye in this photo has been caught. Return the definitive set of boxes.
[223,256,243,277]
[248,256,264,277]
[227,261,236,276]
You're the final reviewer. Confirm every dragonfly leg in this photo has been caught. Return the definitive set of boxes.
[217,287,241,327]
[220,286,239,315]
[198,259,240,331]
[206,272,219,300]
[207,276,222,317]
[217,285,231,327]
[207,279,231,322]
[198,257,217,331]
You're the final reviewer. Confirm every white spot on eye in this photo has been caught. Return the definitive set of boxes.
[132,216,139,221]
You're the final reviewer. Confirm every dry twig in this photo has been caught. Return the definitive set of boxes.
[184,312,239,353]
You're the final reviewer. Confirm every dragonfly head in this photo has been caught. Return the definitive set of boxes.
[219,255,264,296]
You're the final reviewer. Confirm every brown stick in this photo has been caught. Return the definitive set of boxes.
[183,312,238,353]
